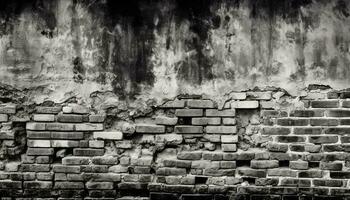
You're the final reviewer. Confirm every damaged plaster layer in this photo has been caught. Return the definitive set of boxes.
[0,0,350,105]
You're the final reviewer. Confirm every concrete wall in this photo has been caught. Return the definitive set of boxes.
[0,0,350,104]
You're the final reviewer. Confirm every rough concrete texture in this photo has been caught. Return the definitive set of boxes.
[1,0,350,199]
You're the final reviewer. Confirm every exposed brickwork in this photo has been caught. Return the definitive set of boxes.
[2,88,350,199]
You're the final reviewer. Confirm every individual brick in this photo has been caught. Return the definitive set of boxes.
[192,117,220,125]
[191,160,219,169]
[20,164,50,172]
[222,118,236,125]
[220,161,236,169]
[206,126,236,134]
[36,106,61,114]
[36,172,54,181]
[0,104,16,114]
[262,127,290,135]
[89,114,106,123]
[0,114,8,122]
[131,157,153,166]
[136,124,165,133]
[313,179,344,187]
[51,140,79,148]
[290,110,324,117]
[340,119,350,125]
[323,144,344,152]
[46,123,74,131]
[280,178,311,187]
[175,126,203,134]
[269,153,301,161]
[5,162,20,172]
[203,152,223,160]
[93,131,123,140]
[53,165,80,173]
[156,167,186,176]
[203,168,235,176]
[255,178,279,186]
[206,109,235,117]
[294,128,322,135]
[325,128,350,135]
[267,143,288,152]
[303,92,326,99]
[187,100,215,108]
[231,101,259,109]
[163,159,191,168]
[228,92,246,100]
[27,140,51,147]
[267,169,297,177]
[75,123,103,131]
[175,109,203,117]
[320,162,343,170]
[89,140,104,148]
[160,100,186,108]
[57,114,83,123]
[51,132,84,139]
[309,136,338,144]
[27,148,54,156]
[86,182,113,190]
[311,100,339,108]
[155,116,178,125]
[237,169,266,178]
[81,165,108,173]
[289,161,308,170]
[261,110,288,117]
[177,151,202,160]
[108,165,128,173]
[0,180,22,189]
[222,144,237,152]
[251,160,279,169]
[54,182,84,189]
[341,136,350,143]
[277,118,308,126]
[26,122,46,130]
[276,136,305,143]
[92,156,119,165]
[327,110,350,117]
[36,156,51,164]
[310,118,338,126]
[33,114,55,122]
[73,148,104,156]
[0,131,14,139]
[82,173,120,182]
[260,101,275,109]
[246,91,272,100]
[27,131,51,139]
[298,170,323,178]
[221,135,238,143]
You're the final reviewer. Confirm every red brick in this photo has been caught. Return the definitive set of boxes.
[289,161,308,170]
[177,151,202,160]
[267,169,297,177]
[51,140,79,148]
[280,178,310,187]
[313,179,343,187]
[246,91,272,100]
[0,114,8,122]
[298,170,323,178]
[231,101,259,109]
[89,114,106,123]
[26,122,46,131]
[93,131,123,140]
[0,104,16,114]
[27,148,54,156]
[160,100,185,108]
[155,116,178,125]
[238,169,266,178]
[54,182,84,189]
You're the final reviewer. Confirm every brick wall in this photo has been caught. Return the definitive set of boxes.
[1,87,350,199]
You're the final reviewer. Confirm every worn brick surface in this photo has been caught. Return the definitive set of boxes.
[1,90,350,198]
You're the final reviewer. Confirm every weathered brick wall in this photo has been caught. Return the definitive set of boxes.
[1,86,350,199]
